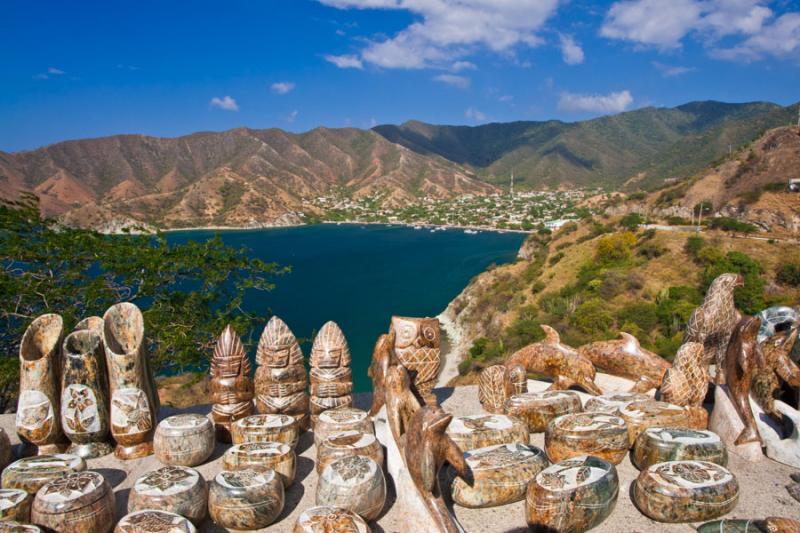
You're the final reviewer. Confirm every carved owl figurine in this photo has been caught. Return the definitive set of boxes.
[390,316,441,403]
[210,325,254,442]
[309,321,353,425]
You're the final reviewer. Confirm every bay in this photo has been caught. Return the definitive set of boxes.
[167,223,525,392]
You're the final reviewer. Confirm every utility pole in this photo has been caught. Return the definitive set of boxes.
[510,171,515,198]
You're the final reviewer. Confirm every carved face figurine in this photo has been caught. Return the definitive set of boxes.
[210,325,254,442]
[390,316,441,401]
[311,322,352,370]
[256,317,304,369]
[309,322,353,424]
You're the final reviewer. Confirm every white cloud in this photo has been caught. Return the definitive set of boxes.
[47,67,65,75]
[270,82,296,95]
[601,0,702,48]
[558,90,633,114]
[324,54,364,69]
[712,12,800,61]
[451,60,477,72]
[287,110,299,123]
[33,67,66,80]
[652,61,695,77]
[558,34,584,65]
[317,0,559,69]
[433,73,471,89]
[465,106,488,122]
[209,96,239,111]
[499,95,514,103]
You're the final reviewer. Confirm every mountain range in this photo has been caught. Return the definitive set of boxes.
[1,100,797,229]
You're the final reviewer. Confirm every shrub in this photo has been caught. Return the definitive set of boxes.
[666,216,691,226]
[619,213,643,231]
[617,302,660,334]
[558,222,579,235]
[776,263,800,287]
[706,217,758,233]
[684,235,705,259]
[467,337,505,363]
[531,280,546,294]
[599,271,626,299]
[548,252,565,266]
[595,232,637,264]
[571,299,614,335]
[638,241,667,259]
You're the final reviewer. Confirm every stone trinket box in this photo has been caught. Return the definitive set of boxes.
[317,431,384,474]
[446,414,528,451]
[619,400,690,445]
[115,510,197,533]
[222,442,296,487]
[583,392,649,414]
[632,460,739,523]
[31,471,115,533]
[292,506,371,533]
[313,407,374,448]
[0,522,42,533]
[208,469,284,530]
[2,454,87,495]
[545,412,629,464]
[127,466,207,525]
[526,455,619,533]
[505,391,583,433]
[632,427,728,470]
[316,455,386,522]
[0,489,31,523]
[153,414,215,467]
[449,443,548,508]
[231,413,299,448]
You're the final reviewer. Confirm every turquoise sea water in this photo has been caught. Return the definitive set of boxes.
[167,224,525,392]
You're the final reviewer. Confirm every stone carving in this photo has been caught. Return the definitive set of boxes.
[632,427,727,470]
[683,273,744,382]
[446,414,528,451]
[314,407,374,448]
[232,413,299,449]
[254,316,309,430]
[632,460,739,523]
[723,317,765,446]
[545,412,629,464]
[17,314,66,455]
[222,442,296,487]
[310,321,353,426]
[0,428,13,473]
[60,329,113,459]
[128,466,207,525]
[526,455,619,532]
[505,390,582,433]
[619,399,690,445]
[0,523,42,533]
[579,332,671,393]
[115,510,197,533]
[660,341,710,429]
[583,392,648,414]
[31,471,116,533]
[367,331,395,416]
[103,303,159,459]
[405,404,473,533]
[390,316,441,403]
[0,489,32,523]
[753,329,800,421]
[208,469,284,530]
[317,430,384,474]
[757,305,799,342]
[766,518,800,532]
[316,455,386,522]
[154,414,215,467]
[478,364,527,414]
[1,454,86,495]
[384,364,422,447]
[505,325,602,395]
[292,506,370,533]
[209,324,253,443]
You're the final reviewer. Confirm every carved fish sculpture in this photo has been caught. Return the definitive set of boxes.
[578,332,671,393]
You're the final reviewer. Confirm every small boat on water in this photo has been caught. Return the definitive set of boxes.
[413,226,423,230]
[464,229,478,235]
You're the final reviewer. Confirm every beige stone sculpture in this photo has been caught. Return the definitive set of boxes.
[210,325,254,442]
[478,364,527,414]
[723,317,766,446]
[310,321,353,426]
[683,273,744,383]
[255,316,309,430]
[660,341,710,428]
[505,325,602,395]
[367,330,396,416]
[578,332,671,393]
[390,316,441,403]
[385,363,423,446]
[753,329,800,421]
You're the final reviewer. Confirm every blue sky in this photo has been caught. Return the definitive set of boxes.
[2,0,799,151]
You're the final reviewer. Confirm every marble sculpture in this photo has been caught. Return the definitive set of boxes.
[310,321,354,426]
[209,324,254,442]
[390,316,441,403]
[578,332,671,393]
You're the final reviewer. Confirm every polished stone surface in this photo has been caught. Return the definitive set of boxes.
[115,510,197,533]
[208,469,284,530]
[2,454,87,495]
[154,414,215,467]
[127,465,207,525]
[545,412,629,464]
[505,390,583,433]
[316,455,386,522]
[632,428,728,470]
[31,471,116,533]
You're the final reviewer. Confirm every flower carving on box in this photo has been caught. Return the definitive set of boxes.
[63,385,99,434]
[331,455,372,483]
[121,511,193,533]
[111,388,152,434]
[305,509,362,533]
[141,467,193,492]
[43,472,98,500]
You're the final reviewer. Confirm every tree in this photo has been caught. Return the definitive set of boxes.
[0,194,286,408]
[595,232,637,264]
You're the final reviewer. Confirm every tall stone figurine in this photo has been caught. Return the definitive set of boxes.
[753,329,800,421]
[210,325,254,442]
[390,316,441,403]
[255,317,309,430]
[683,273,744,383]
[368,330,395,416]
[17,314,66,455]
[724,317,765,446]
[103,302,160,459]
[659,342,709,429]
[385,363,422,446]
[61,328,113,458]
[309,321,353,426]
[478,364,527,414]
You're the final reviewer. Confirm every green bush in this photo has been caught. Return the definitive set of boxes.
[595,232,637,264]
[571,299,614,335]
[684,235,705,259]
[619,213,643,231]
[616,302,660,333]
[638,242,667,259]
[548,252,565,266]
[776,263,800,287]
[701,250,765,314]
[666,216,691,226]
[706,217,758,233]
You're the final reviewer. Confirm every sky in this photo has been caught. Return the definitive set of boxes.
[2,0,799,152]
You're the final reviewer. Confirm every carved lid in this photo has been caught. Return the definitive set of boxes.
[210,469,281,500]
[33,471,110,513]
[642,427,722,447]
[225,442,293,466]
[638,460,737,499]
[133,466,203,498]
[116,510,197,533]
[620,400,687,421]
[534,456,617,496]
[585,392,648,413]
[447,414,516,435]
[317,407,367,426]
[295,506,369,533]
[507,390,582,407]
[2,454,86,488]
[320,455,380,487]
[0,489,28,512]
[550,413,627,437]
[235,414,295,432]
[321,430,376,451]
[157,414,212,437]
[462,443,547,472]
[0,522,42,533]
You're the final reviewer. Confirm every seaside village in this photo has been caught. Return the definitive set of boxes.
[5,281,800,533]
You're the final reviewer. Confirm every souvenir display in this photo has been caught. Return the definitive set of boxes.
[127,466,207,525]
[209,325,254,442]
[310,322,353,425]
[389,317,441,402]
[545,412,629,464]
[316,455,386,522]
[0,429,12,473]
[317,431,384,474]
[753,329,800,421]
[231,413,299,449]
[384,363,422,445]
[153,414,215,467]
[632,427,727,470]
[2,454,86,495]
[222,442,296,487]
[208,469,284,530]
[445,414,528,451]
[115,510,196,533]
[578,332,671,393]
[0,522,42,533]
[31,471,115,533]
[505,391,582,433]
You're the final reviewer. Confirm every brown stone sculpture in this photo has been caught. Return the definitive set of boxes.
[31,471,116,533]
[766,517,800,532]
[292,506,370,533]
[310,321,353,426]
[254,316,309,430]
[724,316,766,446]
[753,329,800,421]
[505,325,602,395]
[478,364,527,414]
[578,332,671,393]
[660,341,710,429]
[17,314,66,455]
[405,404,473,533]
[209,324,254,442]
[683,273,744,383]
[128,466,208,526]
[103,303,160,459]
[390,316,441,403]
[367,330,396,416]
[385,364,422,446]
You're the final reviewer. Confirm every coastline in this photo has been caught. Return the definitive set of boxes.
[161,220,533,235]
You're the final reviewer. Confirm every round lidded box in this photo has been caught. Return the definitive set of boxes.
[0,488,31,522]
[209,469,284,530]
[115,510,197,533]
[317,431,384,474]
[450,443,548,508]
[505,391,582,433]
[584,392,649,414]
[620,400,690,445]
[222,442,296,487]
[526,455,618,533]
[316,455,386,522]
[293,506,370,533]
[446,414,528,451]
[2,454,87,495]
[32,471,115,533]
[545,412,629,464]
[0,522,42,533]
[633,427,727,470]
[128,466,207,525]
[154,414,215,467]
[633,460,739,523]
[314,407,374,447]
[232,413,299,448]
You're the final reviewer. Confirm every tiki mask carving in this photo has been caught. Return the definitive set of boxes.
[309,321,353,425]
[210,325,254,442]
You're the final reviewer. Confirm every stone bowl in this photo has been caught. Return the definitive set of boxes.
[0,488,31,522]
[231,413,299,448]
[316,455,386,522]
[619,400,691,446]
[292,506,370,533]
[446,414,529,451]
[154,414,215,467]
[222,442,296,488]
[545,412,629,464]
[2,454,86,495]
[208,469,284,530]
[313,407,373,448]
[0,522,42,532]
[505,391,583,433]
[317,430,384,474]
[127,465,207,525]
[31,471,115,533]
[115,510,197,533]
[583,392,649,414]
[632,427,728,470]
